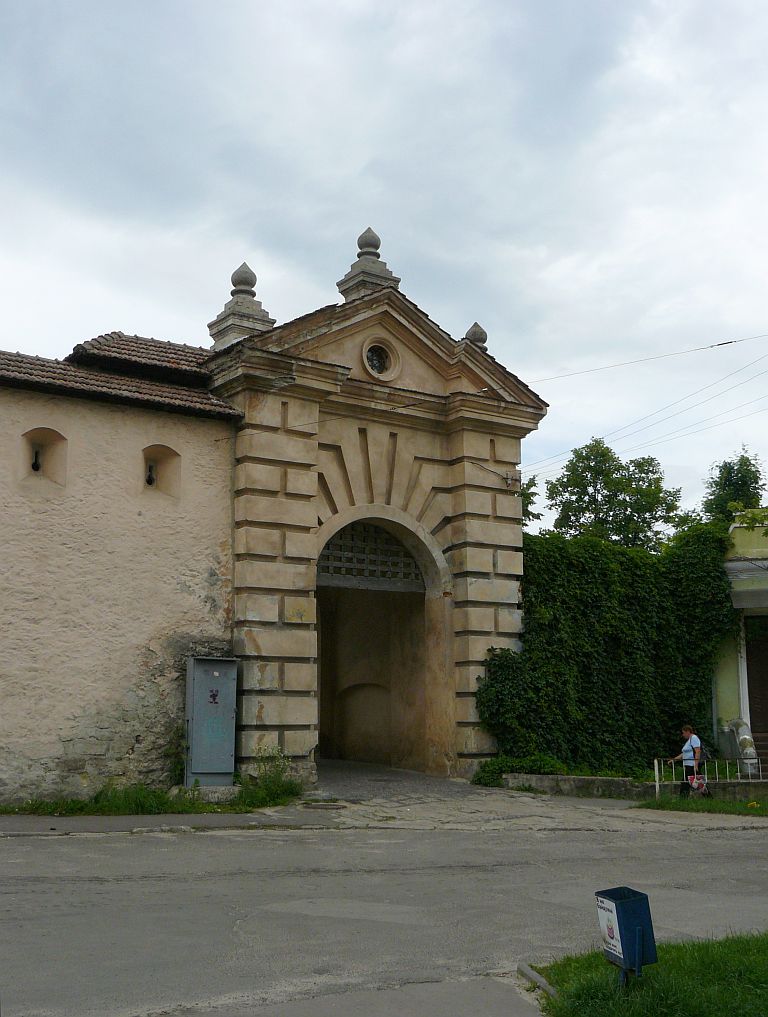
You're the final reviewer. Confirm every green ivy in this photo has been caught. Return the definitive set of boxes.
[476,524,738,773]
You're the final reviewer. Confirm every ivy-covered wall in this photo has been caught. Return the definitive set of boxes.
[476,525,738,774]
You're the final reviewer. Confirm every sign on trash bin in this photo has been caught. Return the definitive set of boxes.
[595,886,657,983]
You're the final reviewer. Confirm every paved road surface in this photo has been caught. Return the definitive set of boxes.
[1,761,766,1017]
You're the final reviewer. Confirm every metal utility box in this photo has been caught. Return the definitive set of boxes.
[185,657,237,787]
[595,886,657,978]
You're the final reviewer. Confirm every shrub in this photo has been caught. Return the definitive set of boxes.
[476,527,736,773]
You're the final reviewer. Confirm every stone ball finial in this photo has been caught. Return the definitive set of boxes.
[357,226,381,260]
[465,322,488,349]
[230,262,257,298]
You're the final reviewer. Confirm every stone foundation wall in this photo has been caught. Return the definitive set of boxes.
[503,772,656,799]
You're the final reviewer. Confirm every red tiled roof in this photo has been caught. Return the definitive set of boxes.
[0,350,240,420]
[67,331,211,380]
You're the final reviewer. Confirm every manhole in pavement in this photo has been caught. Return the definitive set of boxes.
[302,802,347,810]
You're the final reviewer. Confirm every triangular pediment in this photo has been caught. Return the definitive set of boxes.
[244,289,546,410]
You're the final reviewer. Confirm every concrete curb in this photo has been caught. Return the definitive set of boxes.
[517,962,558,999]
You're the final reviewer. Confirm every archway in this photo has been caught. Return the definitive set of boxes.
[315,508,455,775]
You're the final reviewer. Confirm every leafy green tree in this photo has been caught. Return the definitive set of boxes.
[702,448,765,523]
[737,506,768,535]
[545,438,681,550]
[520,475,542,524]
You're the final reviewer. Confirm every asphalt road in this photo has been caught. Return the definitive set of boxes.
[1,763,766,1017]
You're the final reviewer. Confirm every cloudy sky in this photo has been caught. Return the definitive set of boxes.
[2,0,767,517]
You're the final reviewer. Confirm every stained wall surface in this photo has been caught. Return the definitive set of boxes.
[0,389,234,800]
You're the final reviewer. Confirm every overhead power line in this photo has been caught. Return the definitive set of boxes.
[531,402,768,486]
[522,347,768,475]
[531,330,768,383]
[620,404,768,455]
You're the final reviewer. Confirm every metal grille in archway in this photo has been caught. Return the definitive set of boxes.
[317,521,425,592]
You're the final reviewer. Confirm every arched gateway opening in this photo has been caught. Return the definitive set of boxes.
[316,516,454,773]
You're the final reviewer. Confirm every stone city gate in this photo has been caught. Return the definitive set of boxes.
[207,231,547,779]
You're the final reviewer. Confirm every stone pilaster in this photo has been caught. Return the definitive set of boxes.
[211,351,348,780]
[445,427,524,767]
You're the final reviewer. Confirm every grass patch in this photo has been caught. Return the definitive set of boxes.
[635,795,768,817]
[0,753,302,816]
[538,932,768,1017]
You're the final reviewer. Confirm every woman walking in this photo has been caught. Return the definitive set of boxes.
[668,725,702,798]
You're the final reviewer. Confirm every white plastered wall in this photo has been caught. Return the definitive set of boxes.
[0,388,234,801]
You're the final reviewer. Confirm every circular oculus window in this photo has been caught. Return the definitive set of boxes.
[366,344,390,374]
[362,339,401,382]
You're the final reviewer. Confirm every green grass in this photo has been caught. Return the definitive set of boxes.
[635,795,768,817]
[0,774,302,816]
[538,933,768,1017]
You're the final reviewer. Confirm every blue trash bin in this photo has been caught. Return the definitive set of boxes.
[595,886,657,978]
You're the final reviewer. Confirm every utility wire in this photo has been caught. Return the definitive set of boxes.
[602,351,768,443]
[620,404,768,454]
[529,400,768,486]
[531,330,768,383]
[532,403,768,486]
[522,348,768,474]
[612,386,768,452]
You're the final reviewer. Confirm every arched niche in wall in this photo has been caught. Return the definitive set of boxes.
[142,444,181,498]
[22,427,68,486]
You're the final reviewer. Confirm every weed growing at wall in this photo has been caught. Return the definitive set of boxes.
[0,751,302,814]
[476,525,737,773]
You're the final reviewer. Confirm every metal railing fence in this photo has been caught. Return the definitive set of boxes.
[653,756,764,799]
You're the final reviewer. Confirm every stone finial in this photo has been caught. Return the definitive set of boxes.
[230,262,257,295]
[465,322,488,351]
[356,227,381,259]
[208,261,275,350]
[337,226,401,302]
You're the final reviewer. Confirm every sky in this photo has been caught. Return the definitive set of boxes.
[1,0,767,519]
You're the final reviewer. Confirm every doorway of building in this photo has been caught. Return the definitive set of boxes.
[316,521,427,770]
[746,616,768,766]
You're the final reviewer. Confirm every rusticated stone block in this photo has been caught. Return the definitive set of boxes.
[285,469,318,497]
[240,659,280,690]
[283,663,316,691]
[446,546,494,574]
[455,696,480,723]
[453,577,520,605]
[282,596,317,624]
[240,696,318,727]
[237,431,317,466]
[235,495,316,528]
[453,607,495,633]
[235,463,282,493]
[495,549,523,576]
[234,560,315,592]
[283,729,319,756]
[285,531,316,560]
[236,730,280,756]
[235,594,279,623]
[456,726,497,755]
[234,526,282,557]
[236,626,317,659]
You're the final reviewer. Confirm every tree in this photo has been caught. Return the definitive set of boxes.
[545,438,681,550]
[520,475,542,524]
[702,448,765,523]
